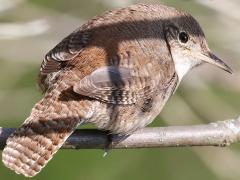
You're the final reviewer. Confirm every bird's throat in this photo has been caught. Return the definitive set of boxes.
[172,52,201,81]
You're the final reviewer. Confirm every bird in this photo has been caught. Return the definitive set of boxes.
[2,3,232,177]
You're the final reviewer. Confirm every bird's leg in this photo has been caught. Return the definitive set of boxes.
[103,131,129,157]
[103,131,112,157]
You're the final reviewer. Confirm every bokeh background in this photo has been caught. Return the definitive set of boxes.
[0,0,240,179]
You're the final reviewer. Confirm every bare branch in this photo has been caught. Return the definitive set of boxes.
[0,116,240,150]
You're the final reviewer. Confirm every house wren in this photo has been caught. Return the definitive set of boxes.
[2,3,232,177]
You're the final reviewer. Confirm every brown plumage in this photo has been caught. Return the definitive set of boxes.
[2,3,232,177]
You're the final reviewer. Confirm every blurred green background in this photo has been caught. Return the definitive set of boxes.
[0,0,240,179]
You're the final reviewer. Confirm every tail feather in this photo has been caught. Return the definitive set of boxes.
[2,117,79,177]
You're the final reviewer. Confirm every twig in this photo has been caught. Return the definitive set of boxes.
[0,116,240,149]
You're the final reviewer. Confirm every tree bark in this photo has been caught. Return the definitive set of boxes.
[0,116,239,150]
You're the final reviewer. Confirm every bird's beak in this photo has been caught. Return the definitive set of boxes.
[197,51,233,74]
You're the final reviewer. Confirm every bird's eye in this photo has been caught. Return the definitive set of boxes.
[178,31,189,43]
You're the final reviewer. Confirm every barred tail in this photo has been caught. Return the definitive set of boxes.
[2,115,79,177]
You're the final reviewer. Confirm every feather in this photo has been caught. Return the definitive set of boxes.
[73,66,154,104]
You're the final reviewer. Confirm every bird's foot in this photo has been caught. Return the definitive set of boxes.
[103,132,113,157]
[103,132,129,157]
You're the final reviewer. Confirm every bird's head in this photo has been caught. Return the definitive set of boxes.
[164,12,232,80]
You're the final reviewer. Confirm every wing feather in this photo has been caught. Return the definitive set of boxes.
[73,66,155,104]
[40,30,90,75]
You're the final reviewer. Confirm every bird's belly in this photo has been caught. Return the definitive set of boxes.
[88,96,166,134]
[88,74,178,134]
